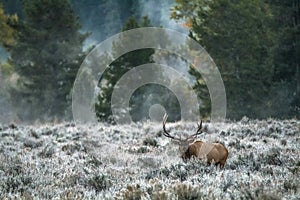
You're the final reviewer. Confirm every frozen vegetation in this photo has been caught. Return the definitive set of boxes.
[0,118,299,199]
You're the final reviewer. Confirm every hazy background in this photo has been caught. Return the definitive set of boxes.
[0,0,299,124]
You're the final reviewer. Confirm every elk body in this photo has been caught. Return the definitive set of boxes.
[162,114,228,168]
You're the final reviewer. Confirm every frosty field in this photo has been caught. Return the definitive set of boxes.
[0,118,299,199]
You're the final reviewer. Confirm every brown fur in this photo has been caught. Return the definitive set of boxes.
[181,140,228,168]
[162,114,228,168]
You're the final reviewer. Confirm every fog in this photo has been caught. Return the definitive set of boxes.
[0,0,298,124]
[76,0,187,48]
[0,0,195,124]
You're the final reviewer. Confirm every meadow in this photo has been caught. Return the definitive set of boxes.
[0,118,299,199]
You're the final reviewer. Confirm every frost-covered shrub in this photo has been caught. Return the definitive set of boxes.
[84,172,112,192]
[281,139,287,146]
[138,157,160,168]
[23,138,43,148]
[283,180,298,193]
[0,155,33,194]
[61,142,82,155]
[59,189,84,200]
[151,191,169,200]
[172,182,201,200]
[137,146,150,153]
[86,154,103,167]
[38,142,56,158]
[261,147,282,166]
[0,119,299,199]
[146,180,169,200]
[241,188,281,200]
[117,184,144,200]
[143,137,158,147]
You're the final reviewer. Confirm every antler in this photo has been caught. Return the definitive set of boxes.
[162,113,182,141]
[162,113,203,142]
[196,121,203,134]
[185,120,203,140]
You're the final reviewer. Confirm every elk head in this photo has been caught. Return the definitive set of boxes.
[162,114,228,168]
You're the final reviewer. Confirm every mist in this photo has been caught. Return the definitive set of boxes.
[0,47,8,61]
[1,0,298,124]
[74,0,188,49]
[0,0,190,123]
[0,0,193,124]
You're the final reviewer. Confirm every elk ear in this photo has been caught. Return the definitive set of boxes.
[187,138,195,144]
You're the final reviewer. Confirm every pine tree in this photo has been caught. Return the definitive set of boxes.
[171,0,275,119]
[0,3,17,48]
[0,3,18,123]
[269,0,300,118]
[95,16,154,122]
[95,16,180,122]
[9,0,88,122]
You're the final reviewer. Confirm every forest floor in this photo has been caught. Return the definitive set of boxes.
[0,118,299,199]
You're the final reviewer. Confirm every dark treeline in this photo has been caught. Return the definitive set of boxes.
[172,0,300,119]
[0,0,299,123]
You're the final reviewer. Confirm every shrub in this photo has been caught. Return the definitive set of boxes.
[118,184,144,200]
[283,180,298,193]
[241,188,281,200]
[173,182,201,200]
[143,138,158,147]
[85,173,112,192]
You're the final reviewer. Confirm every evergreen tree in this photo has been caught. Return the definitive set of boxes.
[0,3,18,123]
[95,16,154,122]
[9,0,88,122]
[0,3,17,48]
[95,16,180,122]
[171,0,275,119]
[269,0,300,118]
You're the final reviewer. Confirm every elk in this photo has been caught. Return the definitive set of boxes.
[162,114,228,168]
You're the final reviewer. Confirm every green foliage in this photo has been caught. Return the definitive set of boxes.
[1,0,298,122]
[189,65,211,119]
[269,0,300,118]
[95,16,180,122]
[95,17,154,122]
[0,3,17,48]
[171,0,300,119]
[0,60,13,75]
[8,0,88,122]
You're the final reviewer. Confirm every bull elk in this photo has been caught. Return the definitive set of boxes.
[162,114,228,168]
